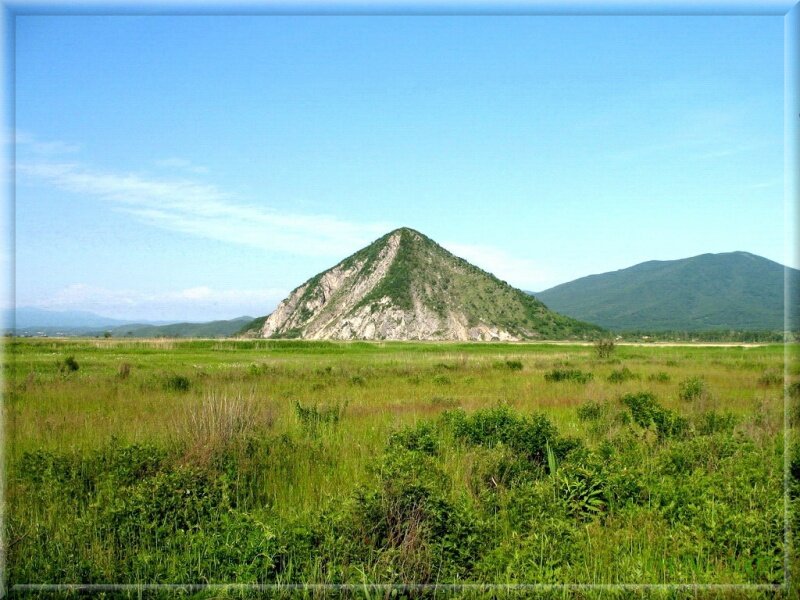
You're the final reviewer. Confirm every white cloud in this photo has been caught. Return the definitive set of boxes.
[16,160,393,258]
[442,241,555,292]
[747,178,782,190]
[24,283,287,321]
[154,157,208,174]
[15,131,80,155]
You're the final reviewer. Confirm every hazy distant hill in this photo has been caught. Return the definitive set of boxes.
[534,251,799,331]
[12,307,143,330]
[243,227,602,341]
[8,307,253,338]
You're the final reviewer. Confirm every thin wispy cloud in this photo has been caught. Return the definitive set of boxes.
[747,178,782,190]
[16,138,558,312]
[154,157,208,174]
[17,159,393,258]
[15,131,80,155]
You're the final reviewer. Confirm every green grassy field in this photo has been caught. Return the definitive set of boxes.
[4,338,799,597]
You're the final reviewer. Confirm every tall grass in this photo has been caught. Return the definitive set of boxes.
[175,391,263,467]
[4,338,795,590]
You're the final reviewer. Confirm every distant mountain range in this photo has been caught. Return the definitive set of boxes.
[12,307,150,329]
[242,227,601,340]
[9,249,796,339]
[534,251,799,332]
[8,308,253,338]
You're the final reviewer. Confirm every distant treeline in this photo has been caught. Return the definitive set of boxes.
[614,330,794,343]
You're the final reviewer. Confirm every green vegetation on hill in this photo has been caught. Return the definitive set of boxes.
[535,251,799,332]
[248,227,604,340]
[357,228,593,338]
[111,316,254,338]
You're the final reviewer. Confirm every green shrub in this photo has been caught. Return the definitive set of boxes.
[117,362,132,379]
[350,375,365,386]
[757,370,783,387]
[443,406,580,466]
[556,463,607,519]
[505,360,523,371]
[473,513,579,582]
[389,422,440,455]
[247,362,266,377]
[58,355,79,374]
[294,400,346,430]
[349,447,484,581]
[620,392,688,440]
[466,446,544,499]
[695,410,738,436]
[163,374,191,392]
[658,434,741,476]
[545,368,593,384]
[607,367,639,384]
[576,400,606,422]
[594,338,616,359]
[678,376,707,402]
[432,374,451,385]
[648,371,671,383]
[17,442,167,494]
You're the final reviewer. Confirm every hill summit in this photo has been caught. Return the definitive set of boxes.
[535,251,800,332]
[248,228,601,341]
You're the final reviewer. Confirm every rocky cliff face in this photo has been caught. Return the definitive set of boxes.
[250,228,602,341]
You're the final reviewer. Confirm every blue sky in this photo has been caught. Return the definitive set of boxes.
[13,15,785,321]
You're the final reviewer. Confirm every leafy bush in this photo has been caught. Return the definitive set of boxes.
[248,362,268,377]
[757,370,783,387]
[576,400,606,422]
[103,466,227,544]
[163,374,191,392]
[545,368,593,384]
[695,410,738,436]
[556,463,607,519]
[474,513,579,582]
[648,371,671,383]
[443,406,580,465]
[432,374,451,385]
[620,392,688,440]
[294,400,346,430]
[658,434,741,476]
[594,338,616,359]
[117,362,132,379]
[58,355,79,374]
[349,447,484,581]
[466,446,544,499]
[504,360,523,371]
[607,367,639,384]
[678,376,707,402]
[18,442,166,490]
[389,422,440,455]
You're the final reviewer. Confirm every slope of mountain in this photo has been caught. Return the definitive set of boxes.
[109,317,254,338]
[245,227,602,341]
[534,252,799,331]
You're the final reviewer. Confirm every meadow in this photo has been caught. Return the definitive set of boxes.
[4,338,799,598]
